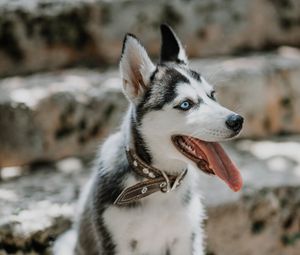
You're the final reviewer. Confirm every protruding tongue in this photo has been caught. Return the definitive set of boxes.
[195,140,243,192]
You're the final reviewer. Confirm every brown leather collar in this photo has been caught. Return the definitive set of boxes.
[114,148,187,206]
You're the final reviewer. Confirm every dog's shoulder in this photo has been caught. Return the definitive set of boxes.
[91,131,131,207]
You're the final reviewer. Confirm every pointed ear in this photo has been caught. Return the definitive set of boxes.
[160,24,188,64]
[119,34,155,104]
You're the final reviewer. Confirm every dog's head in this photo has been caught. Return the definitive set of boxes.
[120,24,244,192]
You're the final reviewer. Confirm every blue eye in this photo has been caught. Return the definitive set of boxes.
[178,100,194,111]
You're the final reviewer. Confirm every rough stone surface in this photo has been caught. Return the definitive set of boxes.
[0,0,300,76]
[0,158,89,254]
[0,137,300,254]
[1,51,300,167]
[206,187,300,255]
[0,69,127,167]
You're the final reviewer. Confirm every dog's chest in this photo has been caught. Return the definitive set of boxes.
[103,182,203,255]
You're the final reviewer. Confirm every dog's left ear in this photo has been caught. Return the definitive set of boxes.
[160,24,188,64]
[120,34,155,104]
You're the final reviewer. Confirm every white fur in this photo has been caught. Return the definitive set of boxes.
[53,229,76,255]
[167,26,188,64]
[119,36,155,104]
[102,157,205,255]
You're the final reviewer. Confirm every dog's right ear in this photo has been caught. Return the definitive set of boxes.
[119,34,155,104]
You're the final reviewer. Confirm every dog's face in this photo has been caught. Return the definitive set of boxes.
[138,65,242,142]
[120,25,244,191]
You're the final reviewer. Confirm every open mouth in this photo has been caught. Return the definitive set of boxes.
[171,135,243,192]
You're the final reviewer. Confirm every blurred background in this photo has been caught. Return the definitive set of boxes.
[0,0,300,254]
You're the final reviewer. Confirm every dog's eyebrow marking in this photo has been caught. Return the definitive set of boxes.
[189,70,202,82]
[140,67,190,112]
[166,67,190,86]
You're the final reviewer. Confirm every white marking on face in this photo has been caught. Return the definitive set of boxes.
[173,83,198,105]
[175,67,213,102]
[142,68,238,144]
[174,71,236,141]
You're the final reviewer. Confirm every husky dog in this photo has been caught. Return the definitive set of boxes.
[73,24,244,255]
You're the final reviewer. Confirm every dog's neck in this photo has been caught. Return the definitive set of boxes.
[142,133,187,174]
[125,108,187,175]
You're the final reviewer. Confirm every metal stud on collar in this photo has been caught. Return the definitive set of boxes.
[148,172,155,178]
[143,168,149,174]
[141,187,148,194]
[113,148,188,206]
[160,182,167,188]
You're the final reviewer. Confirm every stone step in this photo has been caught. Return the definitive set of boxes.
[0,158,88,255]
[1,51,300,167]
[0,68,126,167]
[206,186,300,255]
[0,51,300,167]
[0,136,299,254]
[0,0,300,76]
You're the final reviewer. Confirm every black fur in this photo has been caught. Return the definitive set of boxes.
[149,67,159,83]
[136,66,190,122]
[92,163,128,254]
[189,70,202,82]
[160,24,185,64]
[131,116,152,164]
[89,146,142,254]
[93,160,128,207]
[97,217,116,254]
[152,67,190,109]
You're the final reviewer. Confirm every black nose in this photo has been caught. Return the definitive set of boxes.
[225,114,244,132]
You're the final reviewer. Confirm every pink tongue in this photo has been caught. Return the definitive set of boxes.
[196,141,243,192]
